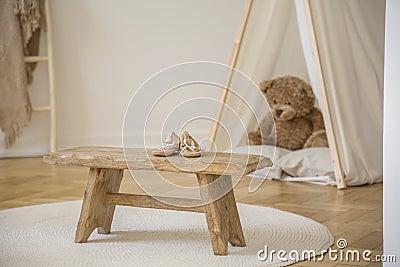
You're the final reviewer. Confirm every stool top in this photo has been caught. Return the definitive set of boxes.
[44,146,271,176]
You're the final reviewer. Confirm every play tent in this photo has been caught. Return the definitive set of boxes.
[209,0,385,188]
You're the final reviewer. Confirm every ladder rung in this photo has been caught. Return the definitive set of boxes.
[24,56,48,63]
[32,106,51,112]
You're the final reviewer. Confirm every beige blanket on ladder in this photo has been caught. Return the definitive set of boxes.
[0,0,45,148]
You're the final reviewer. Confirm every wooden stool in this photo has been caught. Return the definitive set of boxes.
[44,146,271,255]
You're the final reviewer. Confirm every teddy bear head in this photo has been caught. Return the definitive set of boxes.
[260,76,315,121]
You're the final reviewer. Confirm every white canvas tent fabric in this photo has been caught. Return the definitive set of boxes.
[215,0,384,186]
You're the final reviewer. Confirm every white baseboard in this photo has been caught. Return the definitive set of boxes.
[0,135,49,158]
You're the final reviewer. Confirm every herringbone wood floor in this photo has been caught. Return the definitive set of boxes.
[0,157,383,266]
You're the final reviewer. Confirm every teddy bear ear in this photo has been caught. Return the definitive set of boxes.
[260,80,274,93]
[300,86,316,101]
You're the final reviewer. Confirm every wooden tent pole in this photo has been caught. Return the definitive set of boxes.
[299,0,346,189]
[208,0,253,144]
[45,0,57,152]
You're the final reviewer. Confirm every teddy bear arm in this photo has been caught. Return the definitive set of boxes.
[306,107,326,132]
[259,114,276,145]
[248,129,262,145]
[260,124,276,145]
[248,114,276,146]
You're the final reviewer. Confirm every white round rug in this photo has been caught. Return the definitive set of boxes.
[0,201,333,266]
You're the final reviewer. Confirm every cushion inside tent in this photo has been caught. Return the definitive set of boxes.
[231,145,337,186]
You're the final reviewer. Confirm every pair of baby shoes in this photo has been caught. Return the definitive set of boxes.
[152,131,201,158]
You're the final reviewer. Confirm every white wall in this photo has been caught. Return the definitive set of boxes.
[383,0,400,264]
[0,0,245,157]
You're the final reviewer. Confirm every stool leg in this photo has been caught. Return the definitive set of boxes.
[225,185,246,247]
[214,175,246,247]
[197,173,229,255]
[75,168,124,243]
[197,174,246,255]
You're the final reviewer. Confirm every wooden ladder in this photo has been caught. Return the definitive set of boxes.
[24,0,56,152]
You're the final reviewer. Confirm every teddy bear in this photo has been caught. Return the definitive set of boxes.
[248,75,329,151]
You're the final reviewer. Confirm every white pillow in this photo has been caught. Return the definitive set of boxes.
[276,147,334,178]
[231,145,291,179]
